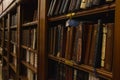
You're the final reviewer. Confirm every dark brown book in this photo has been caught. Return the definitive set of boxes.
[73,22,82,63]
[54,0,62,15]
[65,66,73,80]
[82,23,93,65]
[89,24,98,66]
[104,23,114,72]
[65,27,75,60]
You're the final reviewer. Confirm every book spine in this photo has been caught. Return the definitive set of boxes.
[101,24,107,68]
[104,23,114,72]
[94,19,103,68]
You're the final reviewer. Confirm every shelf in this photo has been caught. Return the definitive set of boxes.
[5,39,8,42]
[21,45,37,53]
[10,25,17,29]
[48,3,115,22]
[10,41,17,45]
[48,54,112,79]
[10,52,17,58]
[22,21,38,27]
[9,63,17,73]
[21,61,37,73]
[5,28,8,30]
[3,56,8,62]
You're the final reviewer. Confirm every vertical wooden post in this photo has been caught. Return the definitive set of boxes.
[38,0,47,80]
[113,0,120,80]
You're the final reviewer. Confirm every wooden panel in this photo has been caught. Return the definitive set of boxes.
[113,0,120,80]
[38,0,47,80]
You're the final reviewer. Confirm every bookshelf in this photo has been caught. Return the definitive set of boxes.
[0,0,120,80]
[45,0,117,80]
[0,0,38,80]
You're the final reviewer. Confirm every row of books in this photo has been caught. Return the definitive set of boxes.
[48,62,107,80]
[10,30,17,43]
[21,48,37,68]
[27,68,37,80]
[21,28,37,50]
[5,30,8,40]
[47,0,114,17]
[10,12,17,26]
[48,19,114,72]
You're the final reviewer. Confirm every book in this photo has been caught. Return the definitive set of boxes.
[94,19,103,68]
[47,0,54,16]
[62,0,71,13]
[50,0,57,16]
[75,0,82,10]
[104,23,114,72]
[34,53,37,68]
[101,24,107,68]
[26,50,30,63]
[93,0,101,5]
[82,22,93,65]
[89,24,98,66]
[80,0,87,9]
[59,0,66,14]
[54,0,62,15]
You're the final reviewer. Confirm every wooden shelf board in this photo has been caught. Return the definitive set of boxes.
[10,41,17,45]
[3,56,8,62]
[21,45,37,53]
[22,21,38,27]
[0,28,4,31]
[48,3,115,22]
[9,63,17,73]
[48,54,112,79]
[10,25,17,29]
[21,61,37,73]
[10,52,17,58]
[5,39,8,42]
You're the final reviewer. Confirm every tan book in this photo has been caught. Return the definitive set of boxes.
[101,24,107,68]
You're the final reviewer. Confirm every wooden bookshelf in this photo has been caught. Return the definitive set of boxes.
[1,0,120,80]
[45,0,117,80]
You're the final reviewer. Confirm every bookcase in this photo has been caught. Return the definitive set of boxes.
[0,0,38,80]
[0,0,120,80]
[43,0,120,80]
